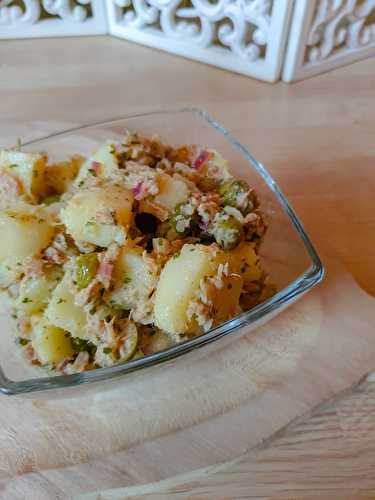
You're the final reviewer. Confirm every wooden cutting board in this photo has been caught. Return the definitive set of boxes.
[1,256,375,490]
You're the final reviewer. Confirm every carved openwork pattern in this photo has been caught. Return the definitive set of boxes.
[306,0,375,62]
[113,0,274,62]
[0,0,93,25]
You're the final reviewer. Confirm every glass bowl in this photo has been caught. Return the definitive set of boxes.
[0,108,323,397]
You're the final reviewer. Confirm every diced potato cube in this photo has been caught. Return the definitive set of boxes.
[44,156,83,195]
[0,149,45,201]
[154,244,217,334]
[74,144,119,186]
[154,173,188,211]
[45,275,87,338]
[60,183,133,248]
[16,267,62,315]
[214,273,243,323]
[108,244,157,309]
[31,316,73,365]
[204,149,231,180]
[228,242,263,283]
[0,203,54,286]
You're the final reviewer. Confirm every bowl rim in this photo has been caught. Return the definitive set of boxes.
[0,107,324,395]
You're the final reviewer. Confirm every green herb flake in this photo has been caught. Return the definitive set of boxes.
[38,218,45,224]
[9,164,18,169]
[85,219,96,227]
[18,338,29,346]
[89,306,97,315]
[22,297,32,304]
[57,298,66,304]
[71,337,97,361]
[78,180,85,188]
[123,276,131,284]
[43,195,60,206]
[103,347,112,355]
[88,169,97,177]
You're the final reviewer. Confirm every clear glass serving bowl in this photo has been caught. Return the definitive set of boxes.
[0,109,323,397]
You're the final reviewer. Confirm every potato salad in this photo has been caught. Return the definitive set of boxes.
[0,133,274,374]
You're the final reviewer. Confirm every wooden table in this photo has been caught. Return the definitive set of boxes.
[0,36,375,499]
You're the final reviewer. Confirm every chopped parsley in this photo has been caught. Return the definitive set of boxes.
[103,347,112,355]
[70,337,97,361]
[57,298,66,304]
[22,297,32,304]
[18,338,29,346]
[85,218,96,227]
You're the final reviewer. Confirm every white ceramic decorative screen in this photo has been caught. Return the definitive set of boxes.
[0,0,107,38]
[106,0,294,82]
[283,0,375,82]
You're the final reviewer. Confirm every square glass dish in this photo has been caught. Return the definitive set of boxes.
[0,109,323,397]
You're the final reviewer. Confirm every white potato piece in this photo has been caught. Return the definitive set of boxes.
[154,173,188,211]
[204,149,231,181]
[31,316,73,365]
[16,267,62,315]
[74,143,119,186]
[60,183,133,248]
[154,244,217,334]
[0,203,54,287]
[228,242,263,283]
[0,149,45,201]
[45,274,87,338]
[108,244,157,310]
[44,156,83,195]
[211,272,243,324]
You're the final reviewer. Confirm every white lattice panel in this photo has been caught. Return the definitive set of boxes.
[0,0,107,38]
[106,0,294,82]
[283,0,375,82]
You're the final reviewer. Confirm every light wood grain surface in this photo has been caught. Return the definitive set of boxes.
[1,36,375,499]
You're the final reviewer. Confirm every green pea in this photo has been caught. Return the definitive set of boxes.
[211,212,244,250]
[75,253,98,290]
[218,179,256,214]
[157,203,196,240]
